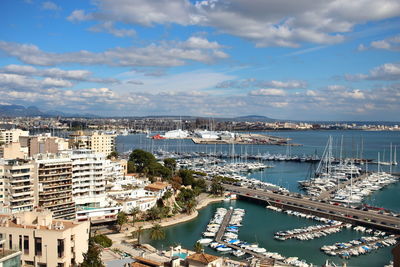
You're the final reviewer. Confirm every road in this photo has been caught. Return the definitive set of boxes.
[224,184,400,232]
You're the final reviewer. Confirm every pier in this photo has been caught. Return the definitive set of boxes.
[224,184,400,234]
[323,234,400,258]
[275,224,344,241]
[215,208,233,242]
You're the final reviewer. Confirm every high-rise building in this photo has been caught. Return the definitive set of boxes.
[33,156,75,220]
[69,131,116,155]
[0,210,89,267]
[68,150,107,208]
[0,160,35,213]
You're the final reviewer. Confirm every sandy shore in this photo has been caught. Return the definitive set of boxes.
[133,194,225,230]
[108,194,225,244]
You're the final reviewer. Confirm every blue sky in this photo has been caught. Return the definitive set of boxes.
[0,0,399,120]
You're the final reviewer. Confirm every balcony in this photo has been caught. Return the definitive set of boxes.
[40,177,72,183]
[40,189,71,196]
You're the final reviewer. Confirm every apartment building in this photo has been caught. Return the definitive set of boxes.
[0,129,29,145]
[0,160,35,214]
[33,156,75,220]
[68,150,107,208]
[0,142,27,159]
[0,210,89,267]
[19,134,69,157]
[69,131,116,155]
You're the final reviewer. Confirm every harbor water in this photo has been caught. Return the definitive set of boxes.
[116,130,400,266]
[141,200,394,266]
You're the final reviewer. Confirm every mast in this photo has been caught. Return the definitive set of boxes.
[390,143,393,174]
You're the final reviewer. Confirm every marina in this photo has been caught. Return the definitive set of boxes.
[117,130,400,265]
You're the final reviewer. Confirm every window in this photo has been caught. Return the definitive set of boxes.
[24,236,29,254]
[57,263,64,267]
[34,237,42,256]
[19,235,22,250]
[57,239,64,258]
[8,234,12,249]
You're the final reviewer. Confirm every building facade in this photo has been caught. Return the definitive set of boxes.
[0,210,89,267]
[33,156,75,220]
[0,160,35,214]
[69,150,107,208]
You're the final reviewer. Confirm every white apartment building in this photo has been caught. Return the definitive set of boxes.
[0,160,35,214]
[0,210,89,267]
[67,150,107,208]
[0,129,29,145]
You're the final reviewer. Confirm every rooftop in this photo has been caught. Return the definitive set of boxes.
[186,253,220,264]
[144,182,170,191]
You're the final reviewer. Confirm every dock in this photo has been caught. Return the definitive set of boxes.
[215,208,233,242]
[224,184,400,234]
[276,224,344,240]
[325,234,399,256]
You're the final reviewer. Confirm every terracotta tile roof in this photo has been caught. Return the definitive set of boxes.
[144,182,170,191]
[134,256,163,267]
[186,253,220,264]
[131,262,153,267]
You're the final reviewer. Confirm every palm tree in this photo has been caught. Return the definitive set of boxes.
[149,224,166,241]
[129,207,140,227]
[186,199,197,214]
[193,241,203,253]
[131,226,143,246]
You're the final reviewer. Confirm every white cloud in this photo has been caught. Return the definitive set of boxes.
[184,36,222,49]
[67,10,93,22]
[0,73,73,91]
[1,64,118,83]
[359,35,400,51]
[115,69,235,94]
[249,88,286,96]
[42,1,61,10]
[0,39,228,67]
[345,63,400,81]
[217,79,307,89]
[68,0,400,47]
[88,22,136,38]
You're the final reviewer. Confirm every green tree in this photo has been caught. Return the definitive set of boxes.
[146,206,161,221]
[81,241,105,267]
[185,199,197,214]
[163,158,177,172]
[107,150,119,160]
[194,242,204,253]
[210,178,224,196]
[193,178,207,193]
[129,149,157,172]
[127,161,136,173]
[149,224,166,240]
[129,207,140,227]
[92,235,112,248]
[117,212,128,232]
[132,226,143,246]
[178,169,194,186]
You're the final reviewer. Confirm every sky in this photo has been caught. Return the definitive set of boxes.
[0,0,399,120]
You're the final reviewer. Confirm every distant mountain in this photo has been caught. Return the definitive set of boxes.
[0,105,98,118]
[232,115,277,122]
[0,104,44,117]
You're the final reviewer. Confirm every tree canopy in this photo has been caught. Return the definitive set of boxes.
[149,224,166,240]
[81,241,105,267]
